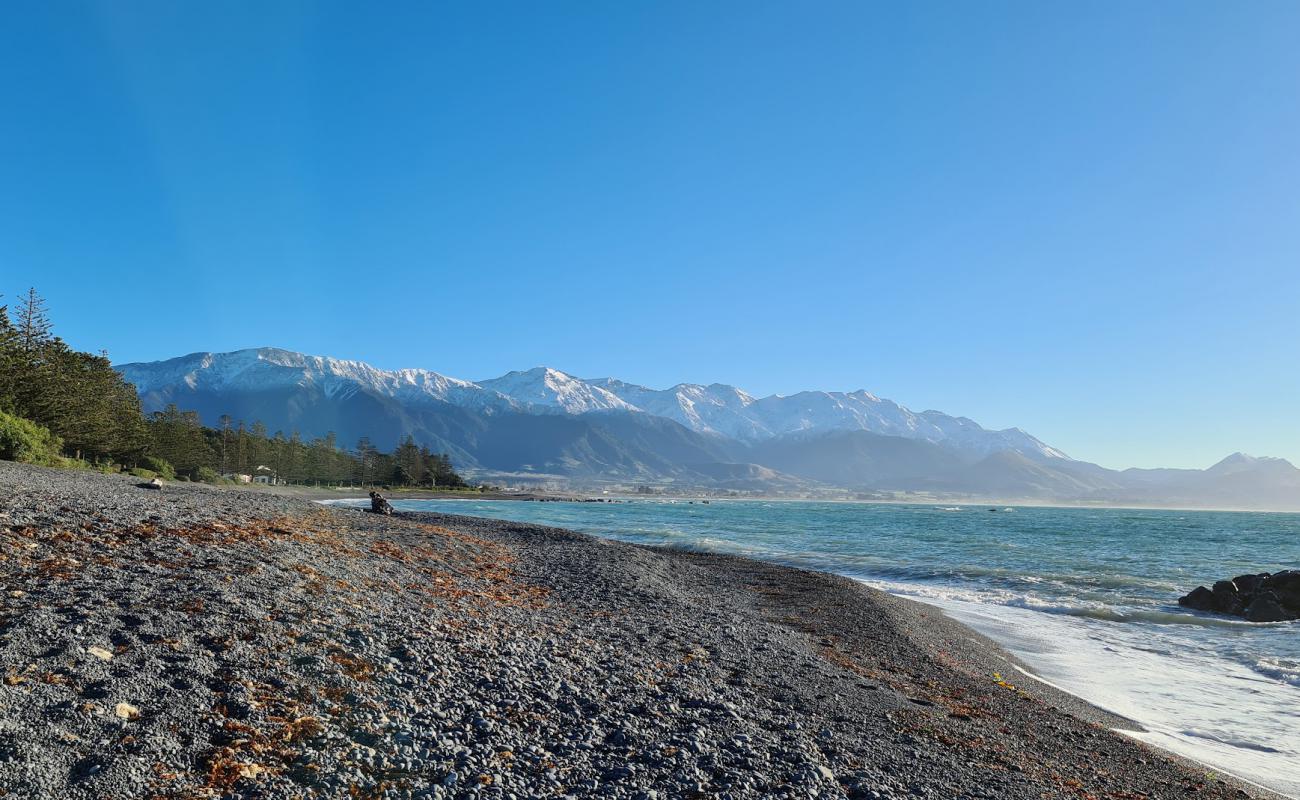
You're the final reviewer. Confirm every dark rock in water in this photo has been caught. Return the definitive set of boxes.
[1245,591,1290,623]
[1211,580,1244,615]
[1178,586,1215,612]
[1180,571,1300,622]
[1266,570,1300,606]
[1231,573,1268,596]
[1268,569,1300,589]
[1211,579,1237,595]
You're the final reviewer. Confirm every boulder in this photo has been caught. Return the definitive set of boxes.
[1180,571,1299,621]
[1264,570,1300,606]
[1244,591,1293,623]
[138,478,163,491]
[1211,580,1244,614]
[1231,573,1269,595]
[1265,570,1300,590]
[1178,586,1215,612]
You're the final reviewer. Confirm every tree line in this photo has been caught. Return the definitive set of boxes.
[0,288,468,488]
[148,405,466,487]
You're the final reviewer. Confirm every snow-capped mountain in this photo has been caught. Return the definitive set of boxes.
[579,380,1066,459]
[478,368,639,415]
[118,347,1063,460]
[583,379,770,440]
[118,347,514,412]
[113,348,1300,507]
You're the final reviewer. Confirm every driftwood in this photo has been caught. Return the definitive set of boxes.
[368,491,394,515]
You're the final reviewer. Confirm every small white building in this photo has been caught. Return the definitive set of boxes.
[252,465,280,485]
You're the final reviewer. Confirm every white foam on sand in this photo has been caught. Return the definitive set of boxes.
[868,581,1300,799]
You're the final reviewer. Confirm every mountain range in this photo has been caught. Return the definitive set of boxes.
[115,348,1300,509]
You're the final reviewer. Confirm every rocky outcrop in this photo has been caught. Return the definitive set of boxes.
[1179,570,1300,622]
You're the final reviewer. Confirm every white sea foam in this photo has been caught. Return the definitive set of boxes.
[1252,657,1300,688]
[870,580,1300,798]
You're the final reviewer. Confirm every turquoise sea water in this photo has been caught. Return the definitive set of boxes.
[336,498,1300,795]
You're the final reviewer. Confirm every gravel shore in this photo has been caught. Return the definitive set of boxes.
[0,462,1271,799]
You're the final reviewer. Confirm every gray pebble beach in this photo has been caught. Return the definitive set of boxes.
[0,462,1271,799]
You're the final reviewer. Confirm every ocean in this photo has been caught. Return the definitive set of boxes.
[341,497,1300,796]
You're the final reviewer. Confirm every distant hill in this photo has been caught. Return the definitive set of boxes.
[116,348,1300,509]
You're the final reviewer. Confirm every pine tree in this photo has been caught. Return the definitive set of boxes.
[392,435,423,486]
[250,421,269,472]
[235,420,249,474]
[0,299,19,413]
[286,431,304,483]
[355,437,380,485]
[14,288,52,353]
[147,405,213,476]
[110,382,150,465]
[320,431,339,484]
[272,431,288,483]
[218,415,232,474]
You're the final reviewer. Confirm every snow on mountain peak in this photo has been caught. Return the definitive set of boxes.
[116,348,1070,461]
[115,347,510,411]
[478,367,638,414]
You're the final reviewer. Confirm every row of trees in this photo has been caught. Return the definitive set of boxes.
[148,405,467,487]
[0,289,150,463]
[0,289,469,488]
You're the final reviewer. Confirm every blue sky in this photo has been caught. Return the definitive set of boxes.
[2,1,1298,469]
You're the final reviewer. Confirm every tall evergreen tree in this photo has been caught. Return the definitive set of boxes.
[218,415,232,473]
[235,420,249,473]
[14,288,52,353]
[147,405,213,476]
[0,300,19,413]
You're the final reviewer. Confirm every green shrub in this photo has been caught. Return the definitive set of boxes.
[139,455,176,480]
[194,466,221,484]
[129,467,157,480]
[0,410,65,466]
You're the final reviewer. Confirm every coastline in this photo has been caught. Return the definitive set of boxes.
[912,593,1296,800]
[372,495,1300,797]
[0,461,1281,799]
[301,484,1300,515]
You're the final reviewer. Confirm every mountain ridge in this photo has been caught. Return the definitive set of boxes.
[114,347,1300,509]
[119,347,1063,457]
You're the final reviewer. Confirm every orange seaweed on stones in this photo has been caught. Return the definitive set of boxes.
[276,716,324,744]
[327,649,374,681]
[203,746,273,790]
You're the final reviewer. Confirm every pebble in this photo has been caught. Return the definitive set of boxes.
[113,702,140,720]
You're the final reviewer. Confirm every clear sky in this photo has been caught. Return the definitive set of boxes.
[2,1,1298,470]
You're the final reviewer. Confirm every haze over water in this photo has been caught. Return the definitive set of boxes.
[353,498,1300,796]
